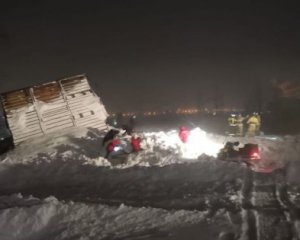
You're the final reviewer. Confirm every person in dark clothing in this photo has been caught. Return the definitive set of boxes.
[102,129,120,146]
[121,124,133,136]
[129,115,136,129]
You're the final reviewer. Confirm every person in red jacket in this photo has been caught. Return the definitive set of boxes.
[179,126,190,143]
[131,134,142,152]
[106,138,121,158]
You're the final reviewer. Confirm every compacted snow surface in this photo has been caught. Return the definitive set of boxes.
[0,127,300,240]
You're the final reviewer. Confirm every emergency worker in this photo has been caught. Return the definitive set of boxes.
[227,114,237,135]
[246,113,259,137]
[131,134,142,152]
[105,138,121,158]
[236,114,245,136]
[256,113,261,135]
[179,126,190,143]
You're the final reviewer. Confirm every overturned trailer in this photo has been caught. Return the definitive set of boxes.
[0,74,108,145]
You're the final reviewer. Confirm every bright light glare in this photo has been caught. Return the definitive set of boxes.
[181,128,223,159]
[114,146,122,152]
[144,127,223,160]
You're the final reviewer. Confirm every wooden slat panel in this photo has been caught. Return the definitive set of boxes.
[3,98,32,106]
[62,80,89,87]
[12,126,43,135]
[63,87,90,95]
[10,120,40,130]
[1,74,107,145]
[33,82,62,102]
[60,78,84,85]
[46,98,65,104]
[62,81,89,89]
[7,113,38,121]
[45,122,74,131]
[12,128,43,138]
[7,112,38,121]
[63,84,90,91]
[43,116,73,126]
[37,102,67,112]
[68,98,96,106]
[42,109,70,119]
[3,90,29,100]
[6,109,37,116]
[4,102,32,111]
[14,132,44,144]
[66,91,93,99]
[60,77,86,86]
[2,90,33,112]
[69,106,90,113]
[75,115,102,124]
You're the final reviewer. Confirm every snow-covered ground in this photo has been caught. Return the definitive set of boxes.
[0,126,300,240]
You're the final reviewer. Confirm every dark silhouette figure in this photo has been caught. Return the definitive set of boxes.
[102,129,120,146]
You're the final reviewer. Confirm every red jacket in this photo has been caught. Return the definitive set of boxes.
[179,127,190,143]
[107,139,121,152]
[131,136,141,152]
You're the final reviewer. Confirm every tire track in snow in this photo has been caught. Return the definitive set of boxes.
[251,171,292,240]
[241,168,257,240]
[240,168,295,240]
[275,170,300,240]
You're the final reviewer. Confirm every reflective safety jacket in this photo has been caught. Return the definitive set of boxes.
[228,117,237,126]
[247,116,259,126]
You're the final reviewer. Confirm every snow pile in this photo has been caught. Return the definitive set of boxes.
[0,194,208,240]
[1,126,300,172]
[0,127,224,168]
[182,128,223,158]
[1,127,299,239]
[0,127,90,165]
[0,193,41,209]
[73,127,224,168]
[142,127,223,159]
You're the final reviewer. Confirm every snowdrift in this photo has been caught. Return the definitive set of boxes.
[0,127,300,240]
[0,193,213,240]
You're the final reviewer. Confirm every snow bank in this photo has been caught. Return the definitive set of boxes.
[0,127,223,168]
[0,194,207,240]
[1,126,300,172]
[1,127,298,239]
[142,127,223,159]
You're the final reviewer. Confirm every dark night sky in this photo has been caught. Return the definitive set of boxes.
[1,1,300,112]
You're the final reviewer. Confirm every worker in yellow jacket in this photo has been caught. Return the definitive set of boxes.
[256,113,261,135]
[246,113,260,137]
[236,114,245,136]
[227,114,237,135]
